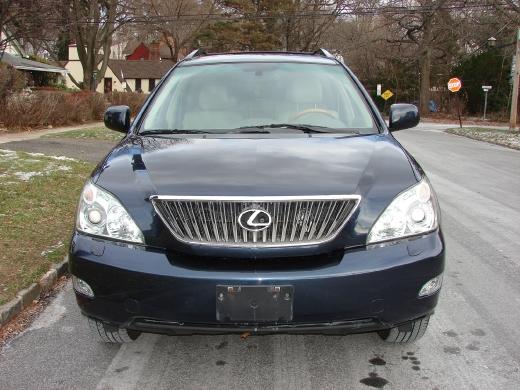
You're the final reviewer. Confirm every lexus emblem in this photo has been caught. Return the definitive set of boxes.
[238,209,272,232]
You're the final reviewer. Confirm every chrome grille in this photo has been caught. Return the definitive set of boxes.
[151,195,360,247]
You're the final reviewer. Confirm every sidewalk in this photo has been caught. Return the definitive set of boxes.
[0,122,103,144]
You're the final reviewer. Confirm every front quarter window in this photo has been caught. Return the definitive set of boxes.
[141,61,377,134]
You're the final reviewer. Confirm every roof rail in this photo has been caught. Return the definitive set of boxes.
[313,48,335,60]
[184,48,206,61]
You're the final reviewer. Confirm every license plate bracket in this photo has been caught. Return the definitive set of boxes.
[216,285,293,322]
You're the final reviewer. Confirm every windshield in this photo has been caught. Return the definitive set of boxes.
[140,62,377,134]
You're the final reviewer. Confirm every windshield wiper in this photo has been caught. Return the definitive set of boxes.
[235,124,339,134]
[139,129,212,136]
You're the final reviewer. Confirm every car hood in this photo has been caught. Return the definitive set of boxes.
[94,134,420,254]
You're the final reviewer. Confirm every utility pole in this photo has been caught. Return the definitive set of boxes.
[510,27,520,131]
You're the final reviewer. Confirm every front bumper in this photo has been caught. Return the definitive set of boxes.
[69,230,445,335]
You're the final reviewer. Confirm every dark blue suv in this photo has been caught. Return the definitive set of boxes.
[70,49,444,344]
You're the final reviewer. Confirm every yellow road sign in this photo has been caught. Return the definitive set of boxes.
[381,90,394,101]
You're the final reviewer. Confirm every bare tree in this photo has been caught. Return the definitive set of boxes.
[380,0,459,114]
[141,0,217,62]
[0,0,55,58]
[277,0,353,51]
[69,0,133,90]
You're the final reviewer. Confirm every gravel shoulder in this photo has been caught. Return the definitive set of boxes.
[445,127,520,150]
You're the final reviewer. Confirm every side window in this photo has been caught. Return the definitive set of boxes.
[135,78,142,92]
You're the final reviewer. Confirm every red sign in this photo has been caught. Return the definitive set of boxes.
[447,77,462,92]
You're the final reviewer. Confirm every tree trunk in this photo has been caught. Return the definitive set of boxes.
[419,15,433,115]
[419,48,432,115]
[70,0,118,91]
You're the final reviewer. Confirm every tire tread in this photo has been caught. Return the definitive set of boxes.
[87,317,137,344]
[379,315,430,343]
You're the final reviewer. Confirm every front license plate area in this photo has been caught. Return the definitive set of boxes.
[216,285,293,322]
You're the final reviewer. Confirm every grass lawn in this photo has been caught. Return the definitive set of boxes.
[0,149,94,305]
[44,126,123,142]
[445,127,520,150]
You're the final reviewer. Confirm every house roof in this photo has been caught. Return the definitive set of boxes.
[122,40,140,55]
[1,53,69,74]
[107,59,174,81]
[122,40,174,59]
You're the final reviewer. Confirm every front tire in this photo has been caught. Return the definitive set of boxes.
[87,317,140,343]
[378,315,430,343]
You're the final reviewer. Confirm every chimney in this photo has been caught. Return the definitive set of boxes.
[150,41,160,61]
[68,43,79,61]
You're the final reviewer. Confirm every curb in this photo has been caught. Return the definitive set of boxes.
[0,256,69,327]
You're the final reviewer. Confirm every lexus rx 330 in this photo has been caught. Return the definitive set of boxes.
[70,49,444,344]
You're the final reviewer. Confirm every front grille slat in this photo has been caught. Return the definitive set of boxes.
[175,202,193,240]
[151,196,360,247]
[187,202,202,241]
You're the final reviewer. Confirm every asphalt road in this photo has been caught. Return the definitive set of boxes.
[1,123,520,389]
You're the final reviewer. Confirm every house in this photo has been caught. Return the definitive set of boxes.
[1,28,69,84]
[122,40,186,61]
[63,44,174,93]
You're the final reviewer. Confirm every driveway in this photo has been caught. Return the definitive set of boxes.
[1,123,519,389]
[0,138,114,165]
[0,123,113,164]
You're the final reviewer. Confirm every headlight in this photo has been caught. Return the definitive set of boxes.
[367,179,438,244]
[76,181,144,244]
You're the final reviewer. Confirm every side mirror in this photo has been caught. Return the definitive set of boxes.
[104,105,130,133]
[389,103,420,131]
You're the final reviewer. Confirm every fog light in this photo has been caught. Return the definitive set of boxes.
[418,274,443,297]
[72,276,94,298]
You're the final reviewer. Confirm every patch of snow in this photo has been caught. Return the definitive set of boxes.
[41,241,64,257]
[13,171,42,181]
[48,155,78,162]
[0,149,18,159]
[26,152,77,162]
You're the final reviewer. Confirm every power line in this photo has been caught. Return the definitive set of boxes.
[13,2,515,26]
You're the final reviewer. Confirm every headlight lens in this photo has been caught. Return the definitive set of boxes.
[367,179,438,244]
[76,181,144,243]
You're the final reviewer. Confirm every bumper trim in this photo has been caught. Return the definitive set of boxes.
[127,317,386,335]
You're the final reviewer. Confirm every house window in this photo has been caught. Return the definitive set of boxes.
[135,78,142,92]
[148,79,156,92]
[103,78,112,94]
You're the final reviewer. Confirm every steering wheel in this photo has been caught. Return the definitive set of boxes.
[289,108,338,122]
